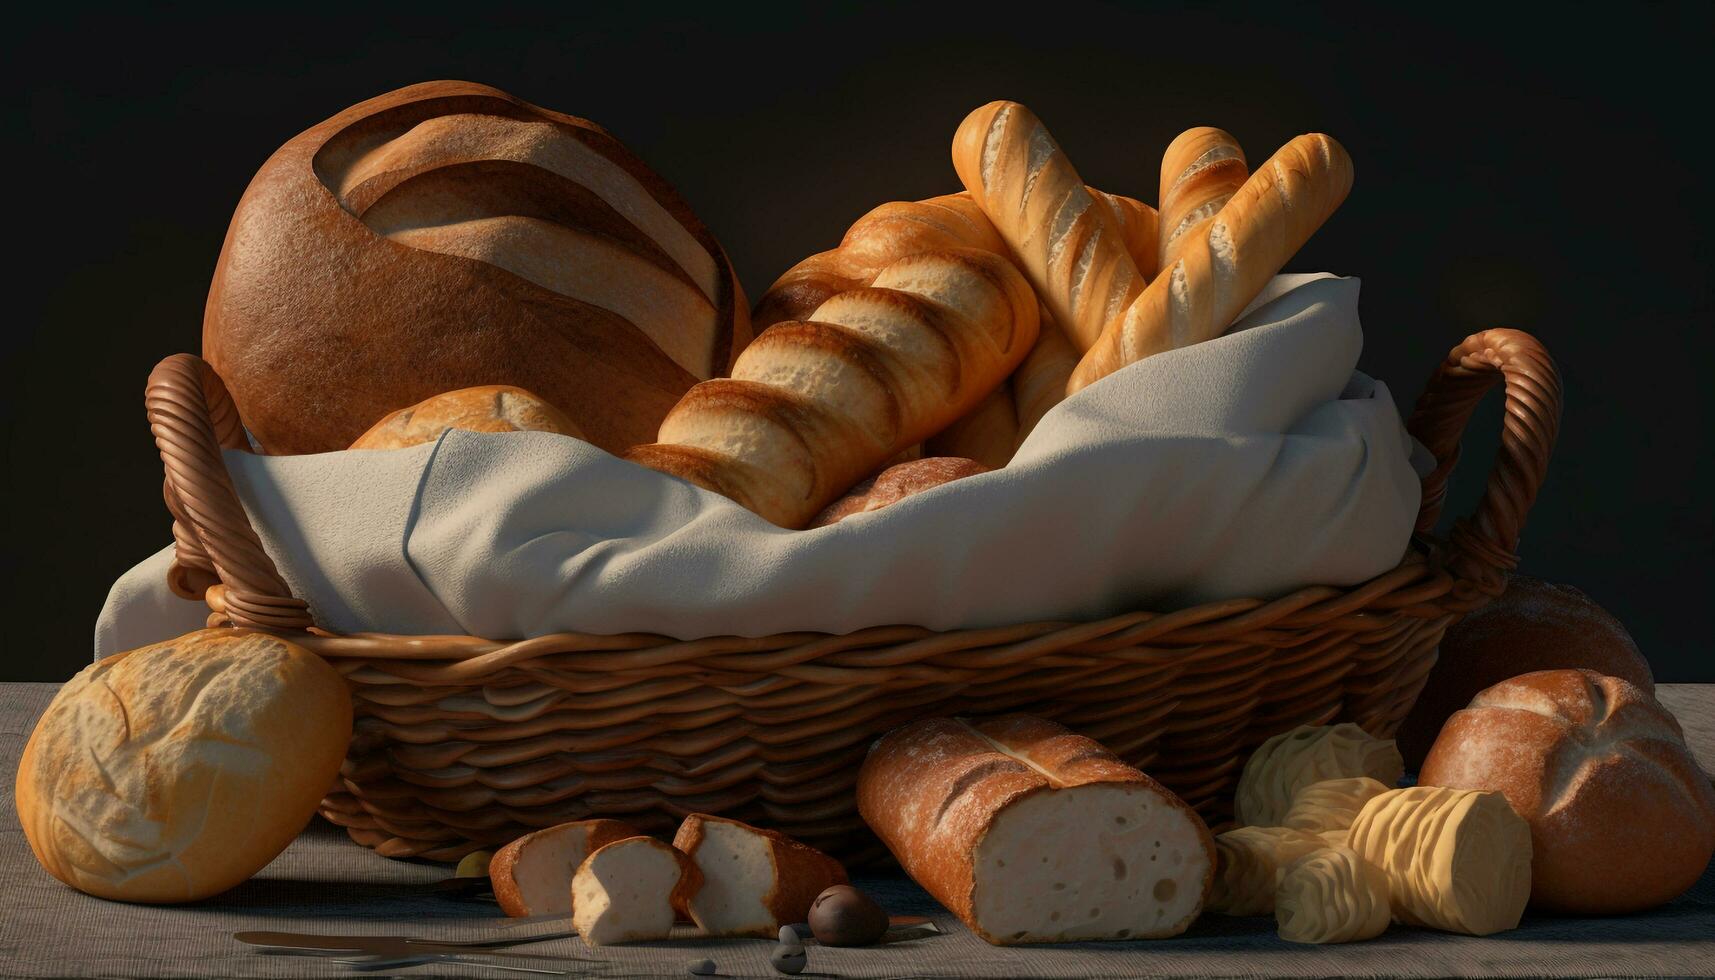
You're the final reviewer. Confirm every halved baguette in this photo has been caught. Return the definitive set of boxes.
[858,715,1214,945]
[571,836,702,946]
[673,813,849,938]
[489,818,640,918]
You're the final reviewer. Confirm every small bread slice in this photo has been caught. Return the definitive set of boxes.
[490,819,641,917]
[673,813,849,937]
[572,837,702,945]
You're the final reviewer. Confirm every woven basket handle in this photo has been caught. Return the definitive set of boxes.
[147,353,314,631]
[1407,328,1561,600]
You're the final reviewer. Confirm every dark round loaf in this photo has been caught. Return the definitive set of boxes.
[1398,576,1653,768]
[205,80,746,456]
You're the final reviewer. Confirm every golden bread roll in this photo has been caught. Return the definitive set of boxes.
[810,457,991,527]
[349,384,585,449]
[1070,133,1353,392]
[952,101,1146,352]
[1281,776,1393,835]
[1234,724,1403,827]
[205,81,746,455]
[1347,786,1533,936]
[15,629,352,903]
[1156,127,1248,271]
[1275,844,1392,944]
[1420,669,1715,914]
[1208,826,1327,916]
[629,248,1038,528]
[924,385,1018,468]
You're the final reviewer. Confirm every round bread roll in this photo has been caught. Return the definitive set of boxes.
[809,457,991,527]
[1398,575,1653,767]
[350,384,585,449]
[15,630,352,903]
[205,80,747,456]
[1419,669,1715,914]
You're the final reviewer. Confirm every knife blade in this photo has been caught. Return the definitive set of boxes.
[235,929,572,955]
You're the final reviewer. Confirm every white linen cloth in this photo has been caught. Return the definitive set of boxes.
[95,274,1428,658]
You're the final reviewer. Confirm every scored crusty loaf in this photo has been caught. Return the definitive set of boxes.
[571,836,702,945]
[1347,786,1533,936]
[1070,133,1353,392]
[953,101,1146,352]
[205,80,746,455]
[1419,669,1715,914]
[673,813,849,937]
[1234,724,1403,828]
[489,818,641,917]
[754,189,1153,459]
[858,714,1214,945]
[349,385,585,450]
[1156,127,1248,271]
[15,630,352,903]
[627,247,1038,528]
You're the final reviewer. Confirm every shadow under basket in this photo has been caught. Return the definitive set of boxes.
[143,328,1560,864]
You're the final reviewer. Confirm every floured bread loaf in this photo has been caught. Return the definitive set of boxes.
[673,814,848,937]
[489,819,640,917]
[205,80,746,455]
[350,385,585,450]
[571,836,702,945]
[1235,724,1403,827]
[15,629,352,902]
[858,715,1213,945]
[1275,845,1391,944]
[1347,786,1532,935]
[1282,777,1393,835]
[1208,826,1327,916]
[1420,669,1715,913]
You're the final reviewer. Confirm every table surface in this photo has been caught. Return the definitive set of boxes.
[2,682,1711,980]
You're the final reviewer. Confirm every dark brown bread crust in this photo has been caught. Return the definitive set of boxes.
[1398,575,1654,767]
[204,80,742,455]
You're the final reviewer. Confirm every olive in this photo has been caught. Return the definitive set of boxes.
[808,883,890,947]
[769,943,807,975]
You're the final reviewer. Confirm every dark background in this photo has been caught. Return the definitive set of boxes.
[5,3,1710,681]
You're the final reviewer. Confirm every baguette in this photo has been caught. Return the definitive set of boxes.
[1069,133,1353,392]
[1156,127,1248,270]
[858,714,1213,944]
[628,248,1038,528]
[953,101,1146,352]
[924,383,1018,467]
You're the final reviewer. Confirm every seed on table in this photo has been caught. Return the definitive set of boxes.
[770,944,807,975]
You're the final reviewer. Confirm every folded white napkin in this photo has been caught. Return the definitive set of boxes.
[96,274,1427,658]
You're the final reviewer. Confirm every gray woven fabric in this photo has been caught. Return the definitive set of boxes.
[3,682,1712,979]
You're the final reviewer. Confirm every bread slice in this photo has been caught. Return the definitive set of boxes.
[571,837,702,946]
[673,814,848,938]
[489,819,640,918]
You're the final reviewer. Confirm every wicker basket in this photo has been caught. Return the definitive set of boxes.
[142,328,1560,863]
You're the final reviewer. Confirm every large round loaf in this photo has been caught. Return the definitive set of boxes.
[1419,669,1715,913]
[15,630,352,903]
[205,80,746,456]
